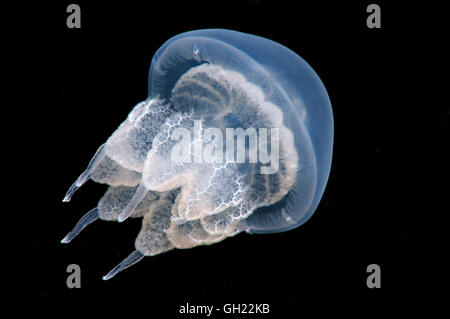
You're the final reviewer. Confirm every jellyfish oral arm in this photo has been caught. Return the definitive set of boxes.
[102,250,144,280]
[62,144,106,202]
[118,183,149,222]
[60,207,99,243]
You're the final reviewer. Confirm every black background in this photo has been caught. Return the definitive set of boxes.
[15,0,447,315]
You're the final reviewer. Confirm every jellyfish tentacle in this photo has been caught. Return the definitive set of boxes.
[62,144,106,202]
[118,183,149,222]
[102,250,144,280]
[60,208,99,243]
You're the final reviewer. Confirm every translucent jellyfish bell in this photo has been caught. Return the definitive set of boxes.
[61,29,334,280]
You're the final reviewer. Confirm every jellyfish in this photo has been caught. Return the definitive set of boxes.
[61,29,334,280]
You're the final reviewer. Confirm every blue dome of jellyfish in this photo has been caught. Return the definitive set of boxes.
[61,29,334,280]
